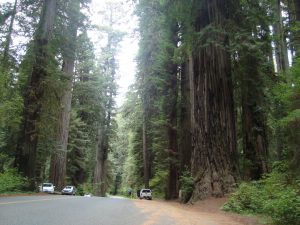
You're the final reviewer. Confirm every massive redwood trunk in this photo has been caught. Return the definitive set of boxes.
[190,0,239,201]
[16,0,57,186]
[50,0,79,191]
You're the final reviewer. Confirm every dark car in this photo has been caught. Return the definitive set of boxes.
[61,186,76,195]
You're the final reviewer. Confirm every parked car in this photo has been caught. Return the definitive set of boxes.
[139,189,152,200]
[40,183,55,194]
[61,186,76,195]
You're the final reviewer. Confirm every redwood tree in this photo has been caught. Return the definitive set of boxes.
[189,0,239,201]
[50,0,80,190]
[16,0,57,186]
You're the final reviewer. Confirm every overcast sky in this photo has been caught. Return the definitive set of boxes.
[90,0,138,107]
[0,0,138,107]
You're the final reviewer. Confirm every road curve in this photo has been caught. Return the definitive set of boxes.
[0,195,149,225]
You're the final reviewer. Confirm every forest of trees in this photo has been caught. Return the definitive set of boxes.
[0,0,300,222]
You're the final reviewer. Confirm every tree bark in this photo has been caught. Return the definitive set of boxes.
[16,0,57,186]
[294,0,300,21]
[241,53,269,180]
[166,64,179,199]
[294,0,300,56]
[273,0,289,73]
[190,0,239,201]
[93,127,108,196]
[179,61,192,172]
[49,0,79,191]
[142,116,150,188]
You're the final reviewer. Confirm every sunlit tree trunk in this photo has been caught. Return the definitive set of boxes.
[50,0,80,191]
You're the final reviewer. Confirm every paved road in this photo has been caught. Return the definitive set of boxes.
[0,195,149,225]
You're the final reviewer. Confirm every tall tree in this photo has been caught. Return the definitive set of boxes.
[233,0,271,180]
[188,0,239,201]
[93,1,123,196]
[16,0,57,186]
[49,0,81,190]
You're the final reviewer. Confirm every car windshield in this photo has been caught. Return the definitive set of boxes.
[142,189,151,193]
[43,183,52,187]
[64,186,72,189]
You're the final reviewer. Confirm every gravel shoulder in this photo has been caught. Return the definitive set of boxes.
[133,197,261,225]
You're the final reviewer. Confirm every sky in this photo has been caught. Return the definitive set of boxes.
[90,0,138,107]
[0,0,138,107]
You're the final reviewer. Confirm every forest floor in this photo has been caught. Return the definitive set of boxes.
[134,197,263,225]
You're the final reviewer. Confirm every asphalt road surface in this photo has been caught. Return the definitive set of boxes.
[0,195,154,225]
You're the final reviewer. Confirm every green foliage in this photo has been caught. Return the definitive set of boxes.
[179,169,194,203]
[149,169,168,198]
[77,183,93,196]
[223,167,300,225]
[264,188,300,225]
[0,169,29,193]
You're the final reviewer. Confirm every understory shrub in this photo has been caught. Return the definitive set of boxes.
[179,169,194,203]
[223,168,300,225]
[0,169,29,193]
[77,183,93,196]
[149,170,168,199]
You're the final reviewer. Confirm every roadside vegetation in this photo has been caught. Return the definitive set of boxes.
[0,169,29,194]
[223,163,300,225]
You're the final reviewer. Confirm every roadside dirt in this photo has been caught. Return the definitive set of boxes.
[0,193,49,198]
[134,197,261,225]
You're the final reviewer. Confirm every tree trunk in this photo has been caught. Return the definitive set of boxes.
[241,53,269,180]
[273,0,289,73]
[49,59,74,190]
[294,0,300,55]
[93,10,118,195]
[142,117,150,188]
[16,0,57,187]
[93,127,108,196]
[179,61,192,172]
[49,0,79,191]
[166,66,179,200]
[294,0,300,21]
[190,0,239,201]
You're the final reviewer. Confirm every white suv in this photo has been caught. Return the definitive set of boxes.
[140,189,152,200]
[40,183,55,194]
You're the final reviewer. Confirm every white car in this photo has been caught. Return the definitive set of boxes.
[61,186,76,195]
[140,189,152,200]
[40,183,55,194]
